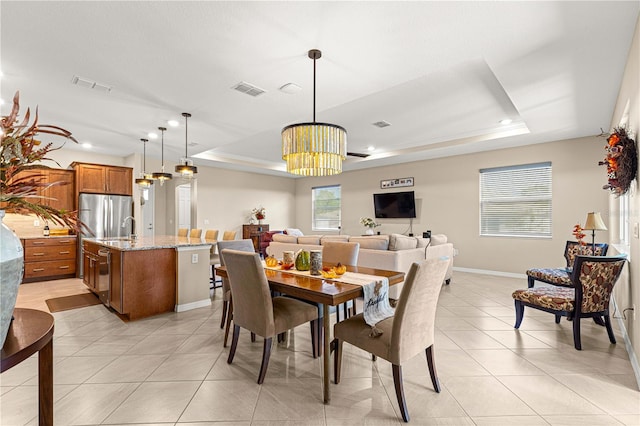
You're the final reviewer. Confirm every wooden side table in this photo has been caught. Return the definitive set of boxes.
[1,308,54,425]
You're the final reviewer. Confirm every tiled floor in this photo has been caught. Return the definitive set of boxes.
[1,272,639,425]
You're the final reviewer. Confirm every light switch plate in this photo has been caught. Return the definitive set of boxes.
[191,253,198,263]
[633,222,639,239]
[34,219,40,227]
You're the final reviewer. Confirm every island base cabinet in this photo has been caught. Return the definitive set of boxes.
[110,248,176,320]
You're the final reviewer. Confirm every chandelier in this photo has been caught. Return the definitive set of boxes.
[152,126,172,184]
[282,49,346,176]
[175,112,198,177]
[135,138,154,187]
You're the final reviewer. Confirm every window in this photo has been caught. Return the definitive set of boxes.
[312,185,341,231]
[480,162,552,237]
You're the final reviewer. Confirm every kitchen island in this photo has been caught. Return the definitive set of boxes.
[83,236,213,320]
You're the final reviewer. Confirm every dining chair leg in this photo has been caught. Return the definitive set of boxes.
[604,314,617,344]
[333,338,343,384]
[392,364,410,422]
[555,314,561,324]
[251,332,256,343]
[527,276,535,288]
[316,321,324,357]
[227,324,241,363]
[257,337,272,384]
[514,300,524,328]
[572,315,582,350]
[223,303,233,348]
[425,345,441,392]
[310,321,317,358]
[593,316,606,326]
[220,301,228,329]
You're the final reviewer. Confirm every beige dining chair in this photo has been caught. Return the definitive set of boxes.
[177,228,188,237]
[223,249,319,384]
[189,228,202,239]
[210,230,240,289]
[217,239,255,347]
[333,257,449,423]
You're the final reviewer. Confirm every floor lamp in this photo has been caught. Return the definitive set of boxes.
[583,212,607,253]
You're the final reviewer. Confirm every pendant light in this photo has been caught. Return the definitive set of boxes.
[175,112,197,177]
[152,126,172,184]
[282,49,347,176]
[135,138,154,187]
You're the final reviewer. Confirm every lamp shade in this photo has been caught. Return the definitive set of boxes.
[152,126,173,183]
[135,138,154,187]
[175,112,197,177]
[584,212,607,231]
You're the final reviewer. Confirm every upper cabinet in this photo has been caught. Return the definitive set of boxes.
[72,162,133,196]
[0,167,75,212]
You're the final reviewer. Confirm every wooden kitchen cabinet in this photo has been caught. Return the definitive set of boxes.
[22,236,77,282]
[72,162,133,196]
[1,168,74,212]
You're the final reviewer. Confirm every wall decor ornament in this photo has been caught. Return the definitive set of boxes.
[598,127,637,196]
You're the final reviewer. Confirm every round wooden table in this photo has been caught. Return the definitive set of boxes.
[1,308,54,425]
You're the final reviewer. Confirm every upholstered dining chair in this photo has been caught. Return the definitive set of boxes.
[204,229,219,241]
[177,228,188,237]
[217,239,256,347]
[189,228,203,239]
[514,255,626,350]
[210,230,240,289]
[223,249,319,384]
[526,240,608,288]
[333,257,450,423]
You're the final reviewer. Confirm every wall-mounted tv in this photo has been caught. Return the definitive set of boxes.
[373,191,416,218]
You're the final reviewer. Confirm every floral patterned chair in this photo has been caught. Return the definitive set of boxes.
[525,241,608,288]
[513,255,626,350]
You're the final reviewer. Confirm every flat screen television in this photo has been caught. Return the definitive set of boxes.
[373,191,416,218]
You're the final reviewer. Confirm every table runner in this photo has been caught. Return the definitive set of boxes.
[263,263,394,336]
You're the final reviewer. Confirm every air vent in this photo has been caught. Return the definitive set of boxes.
[372,120,391,128]
[347,152,370,158]
[232,81,266,97]
[71,75,113,93]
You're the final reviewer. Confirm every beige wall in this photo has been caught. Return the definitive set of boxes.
[608,16,639,373]
[295,135,608,275]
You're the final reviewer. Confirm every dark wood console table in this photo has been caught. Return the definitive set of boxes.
[1,308,54,425]
[242,224,269,253]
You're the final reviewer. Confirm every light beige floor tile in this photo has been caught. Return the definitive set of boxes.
[511,348,594,374]
[179,423,251,426]
[254,421,325,426]
[53,382,139,425]
[23,355,116,385]
[433,330,462,350]
[478,306,516,317]
[553,373,640,415]
[73,335,142,356]
[178,380,260,422]
[151,318,208,335]
[174,333,225,354]
[252,378,325,421]
[148,353,216,381]
[464,317,516,331]
[86,354,168,383]
[126,333,190,355]
[435,317,477,331]
[0,356,38,386]
[466,349,545,376]
[498,375,605,415]
[1,386,16,395]
[51,335,101,356]
[324,377,398,421]
[104,381,200,424]
[1,384,76,425]
[441,330,506,349]
[614,414,640,425]
[472,415,549,425]
[543,414,625,425]
[443,376,535,416]
[484,330,552,349]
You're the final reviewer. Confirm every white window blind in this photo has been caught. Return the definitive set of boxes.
[480,162,552,237]
[312,185,341,231]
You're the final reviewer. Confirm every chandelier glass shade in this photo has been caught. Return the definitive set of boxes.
[282,49,346,176]
[175,112,197,177]
[135,138,154,187]
[152,126,172,183]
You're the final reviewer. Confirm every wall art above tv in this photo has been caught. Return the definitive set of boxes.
[380,177,414,189]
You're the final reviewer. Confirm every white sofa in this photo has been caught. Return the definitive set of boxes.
[266,233,454,299]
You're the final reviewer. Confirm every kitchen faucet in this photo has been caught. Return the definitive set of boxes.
[122,216,136,240]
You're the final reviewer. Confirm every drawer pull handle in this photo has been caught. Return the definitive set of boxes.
[32,242,45,245]
[58,265,70,269]
[32,268,45,272]
[59,251,70,254]
[33,253,45,256]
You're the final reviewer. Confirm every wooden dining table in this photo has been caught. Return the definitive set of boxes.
[215,263,404,403]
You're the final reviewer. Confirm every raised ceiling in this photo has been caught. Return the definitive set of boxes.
[1,1,638,177]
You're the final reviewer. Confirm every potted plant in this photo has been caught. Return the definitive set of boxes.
[0,91,80,346]
[360,217,381,235]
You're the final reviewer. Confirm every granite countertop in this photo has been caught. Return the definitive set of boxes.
[84,235,214,251]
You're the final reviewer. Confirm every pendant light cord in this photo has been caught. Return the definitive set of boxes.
[313,54,316,123]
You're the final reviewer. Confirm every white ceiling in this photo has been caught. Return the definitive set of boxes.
[1,1,638,177]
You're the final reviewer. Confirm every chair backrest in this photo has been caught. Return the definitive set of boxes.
[218,239,255,296]
[322,241,360,266]
[564,241,609,267]
[222,249,275,337]
[204,229,219,241]
[189,228,203,239]
[222,230,237,241]
[390,257,449,365]
[178,228,188,237]
[571,255,626,313]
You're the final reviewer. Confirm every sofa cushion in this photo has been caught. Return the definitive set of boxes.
[349,236,389,250]
[273,234,298,243]
[430,234,447,245]
[320,235,350,244]
[416,237,430,248]
[298,235,321,245]
[388,233,418,251]
[284,228,304,237]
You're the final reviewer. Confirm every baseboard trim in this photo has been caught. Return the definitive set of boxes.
[175,298,211,312]
[612,297,640,390]
[453,266,526,279]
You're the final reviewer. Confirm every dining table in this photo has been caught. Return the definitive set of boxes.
[215,262,404,404]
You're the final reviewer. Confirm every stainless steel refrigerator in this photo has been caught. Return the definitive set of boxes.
[77,193,133,276]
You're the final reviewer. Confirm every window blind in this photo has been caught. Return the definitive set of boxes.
[480,162,552,237]
[312,185,341,231]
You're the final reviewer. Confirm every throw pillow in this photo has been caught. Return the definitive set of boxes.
[430,234,448,245]
[298,235,321,245]
[388,233,418,251]
[349,236,390,250]
[273,234,298,243]
[320,235,350,244]
[416,237,430,248]
[284,228,304,237]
